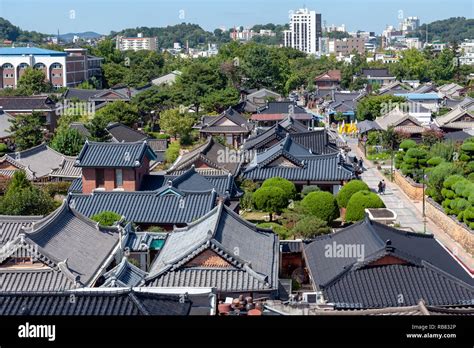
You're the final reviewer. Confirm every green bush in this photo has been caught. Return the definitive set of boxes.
[261,177,296,200]
[240,179,259,193]
[157,133,171,139]
[301,191,339,222]
[336,180,370,208]
[429,140,455,161]
[399,139,416,151]
[91,211,122,226]
[0,143,7,155]
[462,206,474,229]
[301,185,320,197]
[427,156,444,167]
[43,181,72,197]
[253,186,288,219]
[426,162,462,203]
[165,142,180,164]
[345,191,385,222]
[257,222,291,239]
[292,216,331,239]
[240,191,254,210]
[400,147,429,181]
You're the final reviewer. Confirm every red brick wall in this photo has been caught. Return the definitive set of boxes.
[80,155,151,193]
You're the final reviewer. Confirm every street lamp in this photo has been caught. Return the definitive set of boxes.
[419,167,427,234]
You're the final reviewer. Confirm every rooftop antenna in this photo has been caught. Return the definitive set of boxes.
[57,29,60,44]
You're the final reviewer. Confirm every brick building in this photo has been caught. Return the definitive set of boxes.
[75,141,157,194]
[0,47,102,89]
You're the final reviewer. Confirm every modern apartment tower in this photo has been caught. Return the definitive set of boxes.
[283,8,322,54]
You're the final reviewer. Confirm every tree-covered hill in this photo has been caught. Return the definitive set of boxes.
[407,17,474,43]
[0,17,47,43]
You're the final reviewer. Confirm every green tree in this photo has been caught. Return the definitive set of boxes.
[345,191,385,222]
[356,95,406,121]
[94,101,140,127]
[8,111,45,150]
[91,211,122,226]
[427,162,463,203]
[49,128,85,156]
[336,180,370,208]
[102,63,129,87]
[301,191,339,223]
[261,177,296,200]
[256,222,291,239]
[86,113,112,142]
[16,67,51,95]
[253,186,288,221]
[292,216,331,239]
[0,171,55,215]
[158,108,195,140]
[201,87,240,113]
[165,141,180,164]
[400,147,430,181]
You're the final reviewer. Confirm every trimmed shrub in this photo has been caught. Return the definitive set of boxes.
[165,142,180,164]
[462,206,474,229]
[336,180,369,208]
[426,162,462,203]
[261,177,296,200]
[427,156,444,167]
[240,191,254,210]
[240,179,259,193]
[292,216,331,239]
[345,191,385,222]
[91,211,122,226]
[301,191,339,222]
[399,139,416,151]
[257,222,291,239]
[301,185,320,197]
[253,186,288,219]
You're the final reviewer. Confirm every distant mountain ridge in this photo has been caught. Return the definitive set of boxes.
[58,31,103,42]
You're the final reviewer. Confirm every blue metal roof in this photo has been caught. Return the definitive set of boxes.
[394,93,440,100]
[0,47,67,56]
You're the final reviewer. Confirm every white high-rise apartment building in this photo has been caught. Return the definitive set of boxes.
[283,8,322,54]
[116,33,158,51]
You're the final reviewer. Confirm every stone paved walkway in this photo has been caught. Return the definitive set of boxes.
[345,137,474,271]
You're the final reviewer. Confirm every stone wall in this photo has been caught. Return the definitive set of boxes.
[393,170,424,201]
[425,198,474,255]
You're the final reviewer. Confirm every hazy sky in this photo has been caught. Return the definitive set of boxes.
[0,0,473,35]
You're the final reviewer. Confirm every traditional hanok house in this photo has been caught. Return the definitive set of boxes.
[377,81,412,96]
[141,166,242,203]
[435,106,474,133]
[243,124,338,156]
[242,135,354,194]
[375,106,427,139]
[303,217,474,309]
[0,143,81,182]
[0,200,126,292]
[0,95,59,131]
[142,202,280,300]
[167,137,241,176]
[120,227,167,271]
[359,68,396,86]
[62,87,131,110]
[251,101,313,129]
[443,96,474,111]
[314,70,341,90]
[325,91,366,123]
[0,215,41,247]
[194,107,253,147]
[0,289,193,316]
[234,88,282,113]
[437,83,465,99]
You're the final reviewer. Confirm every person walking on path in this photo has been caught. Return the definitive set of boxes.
[381,180,386,195]
[378,180,383,194]
[358,158,364,171]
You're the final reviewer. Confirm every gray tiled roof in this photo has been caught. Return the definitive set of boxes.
[325,263,474,309]
[0,289,192,315]
[5,144,79,180]
[243,137,353,182]
[70,190,218,225]
[75,140,157,168]
[167,137,241,176]
[18,200,122,286]
[106,122,148,143]
[304,218,474,308]
[49,157,82,179]
[0,268,77,292]
[70,122,91,137]
[198,107,253,134]
[361,68,394,78]
[0,201,122,291]
[147,139,168,152]
[145,203,279,292]
[0,96,56,111]
[140,167,242,199]
[101,257,148,287]
[0,215,41,246]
